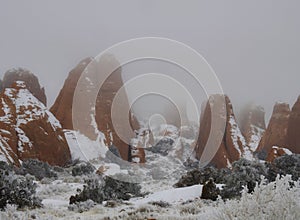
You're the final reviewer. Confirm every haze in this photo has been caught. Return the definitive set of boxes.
[1,0,300,122]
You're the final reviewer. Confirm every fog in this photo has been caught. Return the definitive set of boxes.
[1,0,300,123]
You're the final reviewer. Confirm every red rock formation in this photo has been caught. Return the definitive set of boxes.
[194,95,250,169]
[285,96,300,154]
[50,58,92,129]
[239,104,266,152]
[256,103,290,155]
[51,56,139,161]
[2,68,47,105]
[130,146,146,163]
[0,81,71,166]
[266,146,292,162]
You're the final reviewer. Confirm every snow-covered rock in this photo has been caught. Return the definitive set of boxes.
[194,95,253,168]
[0,81,70,166]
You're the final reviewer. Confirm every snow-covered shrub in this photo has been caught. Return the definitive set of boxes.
[0,164,42,209]
[174,166,227,188]
[15,159,57,180]
[221,158,267,199]
[0,161,13,172]
[148,201,171,208]
[146,138,174,156]
[267,154,300,182]
[255,149,267,160]
[71,162,95,176]
[69,174,142,205]
[68,199,95,213]
[214,175,300,220]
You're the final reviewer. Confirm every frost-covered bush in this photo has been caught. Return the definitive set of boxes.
[220,158,267,199]
[148,201,171,208]
[15,159,57,180]
[214,175,300,220]
[267,154,300,182]
[0,164,42,210]
[68,199,95,213]
[69,174,142,205]
[146,138,174,156]
[174,166,228,188]
[0,161,13,172]
[71,162,95,176]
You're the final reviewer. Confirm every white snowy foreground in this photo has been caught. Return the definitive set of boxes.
[0,175,299,220]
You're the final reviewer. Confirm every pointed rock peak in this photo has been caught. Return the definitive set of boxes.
[51,56,139,161]
[194,94,249,169]
[2,68,47,105]
[256,102,291,158]
[273,102,290,115]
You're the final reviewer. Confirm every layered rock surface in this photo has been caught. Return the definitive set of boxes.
[0,81,70,166]
[194,95,252,168]
[51,56,139,161]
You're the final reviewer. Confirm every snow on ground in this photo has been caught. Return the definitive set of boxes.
[1,175,299,220]
[65,130,107,161]
[131,184,202,205]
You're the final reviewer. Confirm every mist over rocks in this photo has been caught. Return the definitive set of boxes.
[238,103,266,152]
[50,57,93,130]
[50,56,139,161]
[1,68,47,105]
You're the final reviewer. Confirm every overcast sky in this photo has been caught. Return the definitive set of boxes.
[1,0,300,122]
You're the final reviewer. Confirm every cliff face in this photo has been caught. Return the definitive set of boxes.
[0,81,71,166]
[256,103,290,155]
[50,57,92,130]
[194,95,250,169]
[51,56,139,161]
[285,96,300,154]
[2,68,47,105]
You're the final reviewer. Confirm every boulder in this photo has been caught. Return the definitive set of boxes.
[266,146,293,162]
[200,178,220,201]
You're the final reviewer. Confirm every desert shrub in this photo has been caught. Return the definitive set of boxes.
[174,166,228,188]
[68,199,95,213]
[0,163,42,210]
[0,161,13,172]
[69,174,142,205]
[15,159,57,180]
[148,201,171,208]
[266,154,300,182]
[220,158,267,199]
[71,162,95,176]
[214,175,300,220]
[146,138,174,156]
